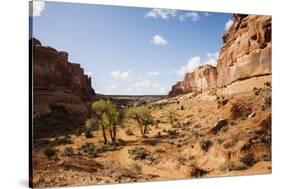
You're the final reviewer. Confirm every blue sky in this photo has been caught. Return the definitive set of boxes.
[31,1,233,95]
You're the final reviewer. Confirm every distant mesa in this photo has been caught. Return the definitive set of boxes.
[169,14,272,97]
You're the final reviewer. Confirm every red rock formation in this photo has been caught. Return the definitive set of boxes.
[217,14,271,95]
[169,14,271,96]
[169,65,217,96]
[32,38,95,138]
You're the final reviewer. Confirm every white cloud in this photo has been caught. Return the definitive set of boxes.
[85,72,92,76]
[110,70,130,80]
[134,80,160,88]
[176,56,201,76]
[225,19,234,31]
[176,52,219,76]
[179,12,200,22]
[151,35,168,46]
[147,71,160,76]
[145,8,177,19]
[32,1,46,17]
[205,52,219,66]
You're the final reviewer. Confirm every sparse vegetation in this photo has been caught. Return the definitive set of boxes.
[92,99,121,144]
[166,109,179,128]
[219,160,248,172]
[64,147,74,156]
[126,106,154,136]
[200,139,213,152]
[44,146,57,158]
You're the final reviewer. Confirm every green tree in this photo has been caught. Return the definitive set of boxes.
[126,106,154,136]
[166,109,179,128]
[92,99,109,144]
[92,99,121,144]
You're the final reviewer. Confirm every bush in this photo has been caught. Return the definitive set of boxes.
[128,147,150,160]
[85,129,93,138]
[127,163,142,175]
[219,160,247,172]
[54,136,72,145]
[125,128,134,136]
[64,147,74,157]
[180,105,184,110]
[74,127,83,137]
[80,143,96,155]
[200,139,213,152]
[44,147,57,158]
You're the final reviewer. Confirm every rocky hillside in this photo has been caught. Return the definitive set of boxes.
[32,38,95,138]
[169,14,271,96]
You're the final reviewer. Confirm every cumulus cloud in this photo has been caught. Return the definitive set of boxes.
[205,52,219,66]
[31,1,46,17]
[176,56,201,76]
[110,70,130,80]
[179,11,200,22]
[151,35,168,46]
[147,71,160,76]
[176,52,219,76]
[225,19,234,31]
[145,8,177,19]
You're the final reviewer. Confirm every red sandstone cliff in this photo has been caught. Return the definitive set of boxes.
[169,14,271,96]
[32,38,95,138]
[169,65,217,96]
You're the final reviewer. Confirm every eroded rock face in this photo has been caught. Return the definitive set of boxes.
[169,14,271,96]
[169,65,217,96]
[217,14,272,90]
[32,38,95,138]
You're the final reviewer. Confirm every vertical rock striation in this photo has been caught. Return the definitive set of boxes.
[32,38,95,138]
[168,14,271,96]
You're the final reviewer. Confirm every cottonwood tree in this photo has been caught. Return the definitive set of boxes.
[92,99,121,144]
[126,106,154,136]
[166,109,179,128]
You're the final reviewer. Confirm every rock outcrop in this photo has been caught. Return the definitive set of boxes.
[169,65,217,96]
[32,38,95,138]
[169,14,271,96]
[217,14,271,95]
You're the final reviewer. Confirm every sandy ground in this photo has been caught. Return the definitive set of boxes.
[32,87,271,188]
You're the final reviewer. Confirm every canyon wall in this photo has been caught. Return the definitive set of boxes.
[32,38,95,138]
[169,14,271,96]
[169,65,217,96]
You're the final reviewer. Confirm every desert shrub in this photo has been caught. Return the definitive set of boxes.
[264,81,271,89]
[155,147,165,153]
[128,147,150,160]
[127,163,142,175]
[80,143,96,155]
[223,141,236,149]
[44,147,57,158]
[64,147,74,157]
[240,155,255,166]
[85,129,93,138]
[74,127,83,137]
[219,160,247,172]
[180,105,185,110]
[264,96,271,106]
[177,101,180,104]
[190,167,208,178]
[53,136,72,146]
[200,139,213,152]
[125,128,134,136]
